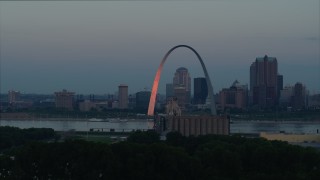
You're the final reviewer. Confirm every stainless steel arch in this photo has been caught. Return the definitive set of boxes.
[147,45,216,116]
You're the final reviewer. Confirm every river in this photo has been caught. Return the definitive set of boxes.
[1,119,320,134]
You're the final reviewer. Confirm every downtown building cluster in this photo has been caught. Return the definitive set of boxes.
[1,55,319,113]
[162,55,313,112]
[248,55,309,111]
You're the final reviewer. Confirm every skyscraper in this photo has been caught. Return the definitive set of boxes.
[277,74,283,100]
[293,82,306,110]
[135,91,151,111]
[118,84,128,109]
[250,55,278,108]
[172,67,191,108]
[173,67,191,92]
[193,77,208,104]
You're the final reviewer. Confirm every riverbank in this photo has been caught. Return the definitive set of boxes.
[0,113,152,121]
[1,112,319,122]
[230,111,320,121]
[232,119,320,123]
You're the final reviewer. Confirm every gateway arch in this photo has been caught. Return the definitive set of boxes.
[147,45,217,116]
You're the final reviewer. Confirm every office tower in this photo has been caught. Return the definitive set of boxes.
[54,89,75,111]
[118,84,128,109]
[249,62,256,105]
[8,90,20,104]
[136,91,151,110]
[293,82,306,109]
[173,67,191,92]
[128,94,136,109]
[219,80,248,110]
[166,83,174,99]
[194,77,208,104]
[173,67,191,108]
[277,74,283,100]
[250,55,278,108]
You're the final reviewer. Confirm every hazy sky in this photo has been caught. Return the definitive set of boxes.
[0,0,319,95]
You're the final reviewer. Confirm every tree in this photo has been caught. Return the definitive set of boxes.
[166,131,185,146]
[127,130,160,144]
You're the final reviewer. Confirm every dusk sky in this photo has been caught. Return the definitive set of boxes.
[0,0,319,95]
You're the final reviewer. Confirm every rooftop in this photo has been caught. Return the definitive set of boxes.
[256,55,277,62]
[176,67,188,71]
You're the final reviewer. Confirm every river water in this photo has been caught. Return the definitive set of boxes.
[1,119,320,134]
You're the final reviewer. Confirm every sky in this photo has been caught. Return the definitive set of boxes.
[0,0,319,95]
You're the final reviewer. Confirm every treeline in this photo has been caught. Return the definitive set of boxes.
[165,132,320,179]
[1,130,320,179]
[0,126,58,151]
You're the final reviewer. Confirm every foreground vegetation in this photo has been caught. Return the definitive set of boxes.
[1,128,320,179]
[0,126,58,152]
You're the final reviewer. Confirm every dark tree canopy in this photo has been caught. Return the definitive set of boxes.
[1,128,320,179]
[0,126,57,151]
[127,130,160,144]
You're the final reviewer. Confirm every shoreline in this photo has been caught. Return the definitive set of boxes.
[0,117,152,122]
[1,117,320,123]
[232,119,320,124]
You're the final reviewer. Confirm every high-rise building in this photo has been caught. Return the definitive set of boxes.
[219,80,248,110]
[277,75,283,100]
[293,82,306,110]
[194,77,208,104]
[54,89,75,111]
[173,67,191,108]
[250,55,278,108]
[173,67,191,92]
[118,84,128,109]
[128,94,136,109]
[8,90,20,104]
[136,91,151,111]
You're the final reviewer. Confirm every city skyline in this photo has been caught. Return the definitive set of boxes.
[0,1,319,94]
